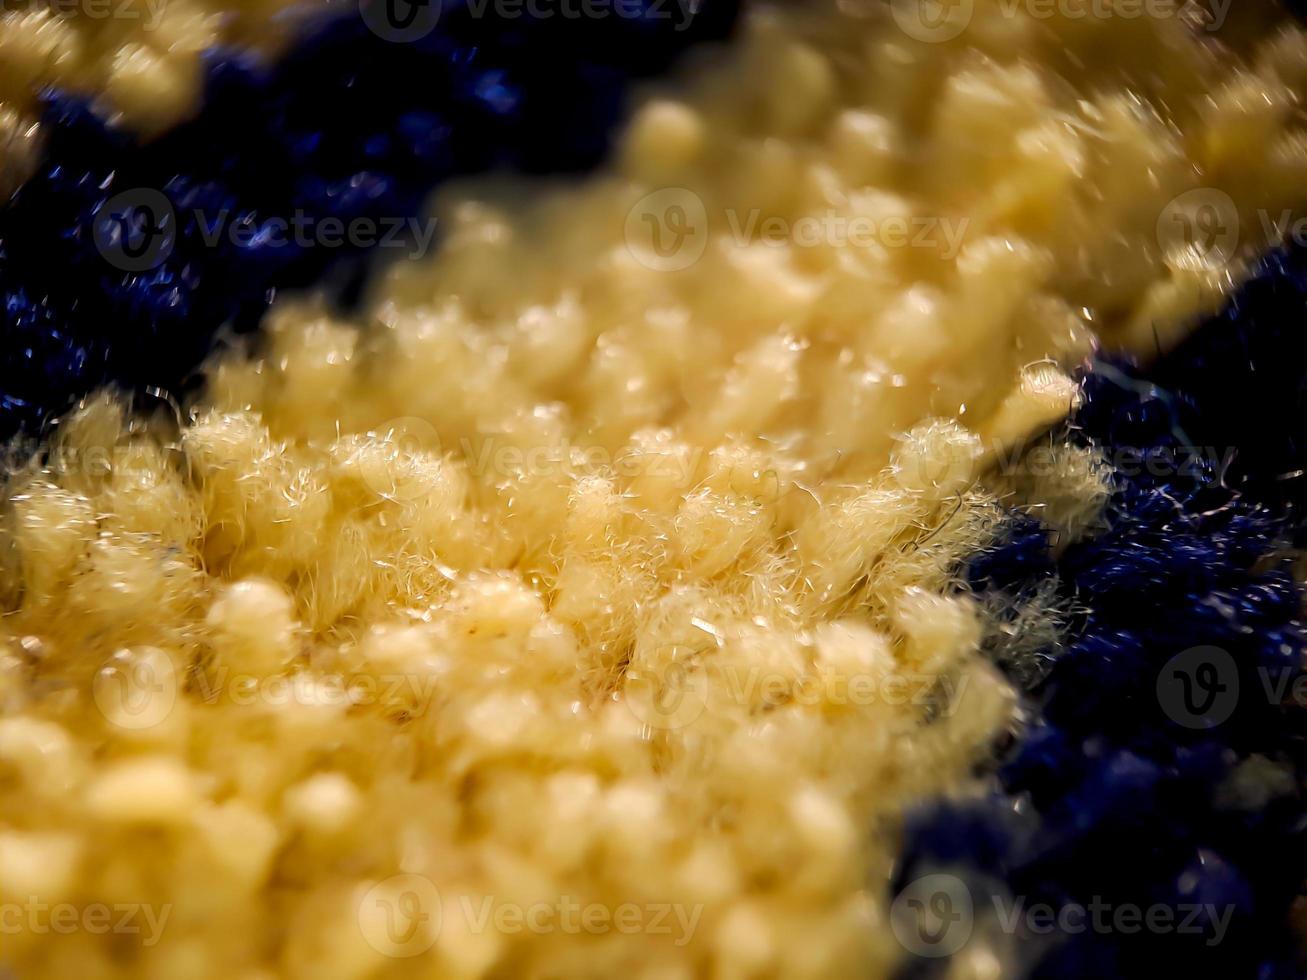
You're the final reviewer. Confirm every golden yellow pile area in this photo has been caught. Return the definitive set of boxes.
[0,0,320,189]
[2,2,1307,978]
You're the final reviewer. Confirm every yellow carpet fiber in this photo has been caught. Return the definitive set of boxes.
[3,3,1307,977]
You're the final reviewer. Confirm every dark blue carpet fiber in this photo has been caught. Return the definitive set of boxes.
[895,247,1307,979]
[0,0,738,439]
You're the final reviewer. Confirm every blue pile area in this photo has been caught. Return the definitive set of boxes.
[895,247,1307,978]
[0,0,738,439]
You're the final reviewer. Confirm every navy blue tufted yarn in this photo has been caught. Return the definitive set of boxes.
[0,0,739,439]
[894,246,1307,979]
